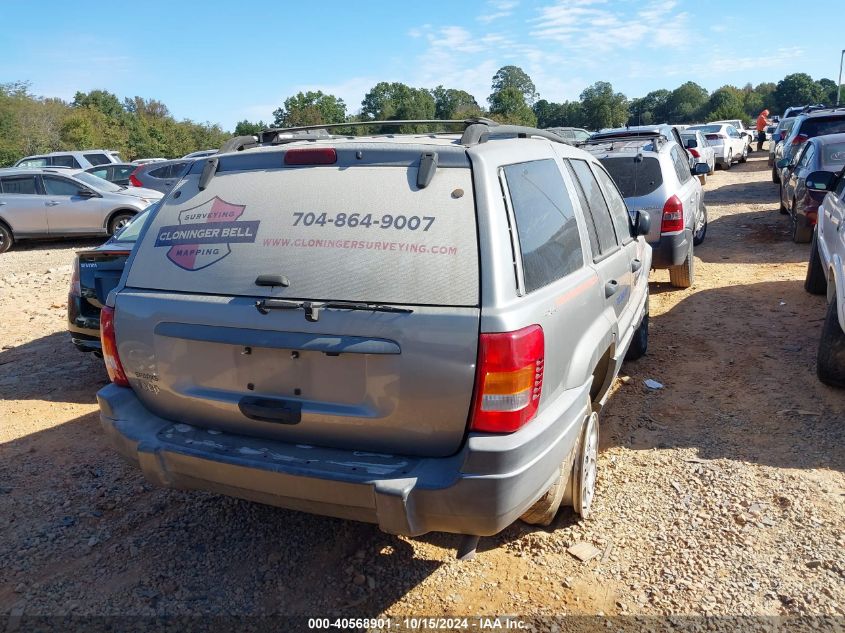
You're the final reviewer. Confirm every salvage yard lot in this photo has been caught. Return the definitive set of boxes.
[1,154,843,618]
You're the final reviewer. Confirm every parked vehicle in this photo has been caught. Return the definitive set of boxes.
[585,125,709,288]
[0,168,161,253]
[803,165,845,387]
[96,119,652,551]
[128,158,192,193]
[545,127,592,145]
[680,129,715,183]
[778,133,845,242]
[770,117,797,181]
[132,158,167,165]
[783,104,827,120]
[68,204,157,353]
[84,163,138,187]
[711,119,753,150]
[686,123,747,169]
[15,150,122,170]
[182,149,218,159]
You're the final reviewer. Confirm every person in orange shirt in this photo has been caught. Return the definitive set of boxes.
[756,109,771,152]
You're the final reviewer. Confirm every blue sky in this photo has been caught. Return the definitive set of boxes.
[2,0,842,130]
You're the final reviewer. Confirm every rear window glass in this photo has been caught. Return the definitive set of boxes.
[52,155,80,168]
[597,156,663,198]
[84,153,111,166]
[688,125,721,135]
[127,164,479,306]
[503,159,583,293]
[821,141,845,169]
[801,117,845,139]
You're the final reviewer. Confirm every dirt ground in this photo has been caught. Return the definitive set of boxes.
[1,151,843,623]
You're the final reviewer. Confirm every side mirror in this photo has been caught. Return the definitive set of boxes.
[77,189,96,198]
[776,157,791,169]
[635,210,651,236]
[805,170,836,192]
[693,162,710,175]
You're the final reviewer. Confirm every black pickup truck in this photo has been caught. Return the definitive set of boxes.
[67,204,156,354]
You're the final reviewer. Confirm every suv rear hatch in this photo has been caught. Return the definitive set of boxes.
[117,144,481,457]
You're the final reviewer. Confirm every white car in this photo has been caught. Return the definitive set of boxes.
[804,153,845,387]
[711,119,754,150]
[687,123,747,170]
[680,130,715,183]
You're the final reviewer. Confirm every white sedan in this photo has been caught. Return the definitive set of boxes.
[687,123,748,170]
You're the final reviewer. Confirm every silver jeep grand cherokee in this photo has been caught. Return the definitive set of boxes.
[97,119,652,556]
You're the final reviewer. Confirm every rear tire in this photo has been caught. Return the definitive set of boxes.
[669,242,694,288]
[804,230,827,295]
[817,297,845,388]
[520,464,567,526]
[108,212,135,236]
[772,166,780,183]
[791,205,813,243]
[0,223,13,254]
[625,296,649,361]
[571,411,599,518]
[693,204,708,246]
[739,145,748,163]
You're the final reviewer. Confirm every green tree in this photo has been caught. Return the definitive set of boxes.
[272,91,347,128]
[580,81,628,130]
[488,86,537,126]
[774,73,823,112]
[490,66,538,106]
[815,78,838,105]
[666,82,709,123]
[431,86,481,119]
[72,90,125,119]
[705,86,747,121]
[629,89,671,125]
[234,119,267,136]
[533,99,584,128]
[360,82,435,132]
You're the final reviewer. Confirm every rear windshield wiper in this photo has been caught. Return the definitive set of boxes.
[256,299,413,322]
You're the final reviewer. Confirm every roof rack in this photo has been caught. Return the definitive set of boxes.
[218,118,570,153]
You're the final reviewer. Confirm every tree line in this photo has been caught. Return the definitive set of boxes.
[2,68,841,167]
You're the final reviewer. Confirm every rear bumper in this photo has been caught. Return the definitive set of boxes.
[649,230,690,269]
[67,294,101,352]
[97,381,590,537]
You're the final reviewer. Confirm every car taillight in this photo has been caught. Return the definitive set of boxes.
[705,134,721,141]
[69,256,81,296]
[661,195,684,234]
[129,167,143,187]
[688,148,700,158]
[470,325,544,433]
[100,305,129,387]
[284,148,337,165]
[791,134,808,146]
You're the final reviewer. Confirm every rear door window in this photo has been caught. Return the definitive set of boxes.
[127,161,479,306]
[1,176,38,195]
[569,159,618,257]
[52,155,81,168]
[502,159,583,293]
[89,167,109,180]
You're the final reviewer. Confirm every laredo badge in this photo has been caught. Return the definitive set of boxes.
[154,197,259,270]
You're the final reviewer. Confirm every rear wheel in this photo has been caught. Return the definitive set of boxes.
[693,204,708,246]
[739,144,748,163]
[722,152,732,170]
[791,204,813,243]
[772,166,780,183]
[0,223,13,254]
[108,212,135,236]
[817,297,845,388]
[804,229,827,295]
[669,242,694,288]
[571,411,599,518]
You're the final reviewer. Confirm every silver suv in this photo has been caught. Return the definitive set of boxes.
[96,120,652,556]
[585,126,709,288]
[0,168,161,253]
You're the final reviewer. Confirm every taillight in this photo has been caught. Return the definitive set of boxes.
[100,306,129,387]
[689,148,700,158]
[705,134,721,141]
[284,148,337,165]
[661,195,684,234]
[69,256,81,296]
[791,134,808,146]
[129,167,143,187]
[470,325,544,433]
